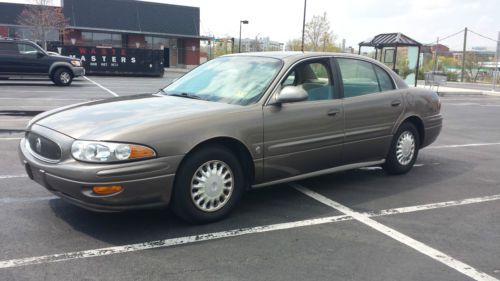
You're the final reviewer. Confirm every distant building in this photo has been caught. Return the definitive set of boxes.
[236,37,283,52]
[422,44,453,57]
[451,49,496,62]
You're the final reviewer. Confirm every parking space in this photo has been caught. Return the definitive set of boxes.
[0,77,499,280]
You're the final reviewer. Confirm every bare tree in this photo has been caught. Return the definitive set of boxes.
[17,0,68,50]
[305,12,338,52]
[464,53,484,82]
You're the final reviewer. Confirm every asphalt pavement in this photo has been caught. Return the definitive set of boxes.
[0,77,499,281]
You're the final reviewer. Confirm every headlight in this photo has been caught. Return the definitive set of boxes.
[71,140,156,163]
[70,60,81,67]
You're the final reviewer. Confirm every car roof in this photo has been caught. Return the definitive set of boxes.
[224,51,380,63]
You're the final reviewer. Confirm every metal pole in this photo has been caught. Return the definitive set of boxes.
[238,22,242,53]
[415,45,421,87]
[461,27,467,82]
[493,31,500,91]
[433,37,439,72]
[301,0,307,52]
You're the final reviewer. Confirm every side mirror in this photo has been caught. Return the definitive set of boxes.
[37,52,45,58]
[275,86,308,104]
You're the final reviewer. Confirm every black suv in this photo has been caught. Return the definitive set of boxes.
[0,38,85,86]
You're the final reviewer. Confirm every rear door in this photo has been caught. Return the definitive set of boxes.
[262,58,344,182]
[335,57,404,164]
[0,42,21,73]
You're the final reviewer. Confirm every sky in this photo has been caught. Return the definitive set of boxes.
[2,0,499,51]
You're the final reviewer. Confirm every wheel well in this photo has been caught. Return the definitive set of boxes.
[183,137,255,188]
[403,116,425,147]
[50,66,73,78]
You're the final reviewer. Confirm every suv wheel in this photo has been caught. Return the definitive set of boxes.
[383,122,420,175]
[52,68,73,86]
[171,145,245,224]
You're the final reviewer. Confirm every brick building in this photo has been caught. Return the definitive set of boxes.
[0,0,207,69]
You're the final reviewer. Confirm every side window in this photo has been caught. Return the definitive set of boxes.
[16,43,39,57]
[281,60,335,101]
[0,42,17,55]
[337,58,380,98]
[283,70,297,87]
[374,65,395,91]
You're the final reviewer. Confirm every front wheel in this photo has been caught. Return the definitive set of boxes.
[383,122,420,175]
[171,145,245,224]
[52,68,73,86]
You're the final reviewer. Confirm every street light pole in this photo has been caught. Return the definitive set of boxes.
[301,0,307,52]
[239,20,249,53]
[494,31,500,91]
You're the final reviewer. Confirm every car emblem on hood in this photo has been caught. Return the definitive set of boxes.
[35,137,42,153]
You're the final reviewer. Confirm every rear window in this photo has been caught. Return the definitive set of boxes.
[0,42,17,55]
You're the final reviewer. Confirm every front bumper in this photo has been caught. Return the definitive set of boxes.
[19,125,183,212]
[71,66,85,77]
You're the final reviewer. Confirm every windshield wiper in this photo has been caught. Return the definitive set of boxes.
[164,91,204,100]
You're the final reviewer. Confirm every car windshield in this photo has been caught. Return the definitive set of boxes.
[161,56,283,105]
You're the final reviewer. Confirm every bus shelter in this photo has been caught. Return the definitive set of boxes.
[359,33,422,86]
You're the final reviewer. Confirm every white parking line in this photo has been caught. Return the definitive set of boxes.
[0,215,352,269]
[83,76,119,97]
[0,191,499,269]
[0,175,27,179]
[428,143,500,149]
[291,183,499,281]
[0,196,58,204]
[0,138,22,141]
[0,98,89,101]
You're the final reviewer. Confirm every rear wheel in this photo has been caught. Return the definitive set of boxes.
[52,68,73,86]
[383,122,419,175]
[171,145,245,224]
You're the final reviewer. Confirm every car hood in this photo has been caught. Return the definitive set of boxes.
[36,94,240,140]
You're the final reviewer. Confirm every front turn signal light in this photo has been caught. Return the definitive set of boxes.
[130,145,156,159]
[93,185,123,195]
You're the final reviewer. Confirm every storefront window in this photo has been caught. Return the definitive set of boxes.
[81,32,122,47]
[144,36,170,49]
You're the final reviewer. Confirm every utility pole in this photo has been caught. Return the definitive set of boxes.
[494,31,500,91]
[461,27,468,82]
[433,37,439,72]
[301,0,307,52]
[239,20,249,53]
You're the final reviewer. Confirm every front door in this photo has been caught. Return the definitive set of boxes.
[335,57,404,164]
[263,58,344,182]
[15,43,50,74]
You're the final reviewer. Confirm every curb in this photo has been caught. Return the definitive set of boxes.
[438,91,500,97]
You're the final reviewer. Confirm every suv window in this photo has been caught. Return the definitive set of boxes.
[0,42,18,55]
[16,43,39,57]
[374,65,395,91]
[337,58,380,98]
[281,60,335,101]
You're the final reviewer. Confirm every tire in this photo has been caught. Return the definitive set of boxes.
[52,68,73,86]
[383,122,420,175]
[171,145,245,224]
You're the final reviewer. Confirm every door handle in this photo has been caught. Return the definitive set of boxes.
[391,100,402,107]
[327,108,340,116]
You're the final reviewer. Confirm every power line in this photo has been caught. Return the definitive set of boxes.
[468,29,499,43]
[423,29,465,45]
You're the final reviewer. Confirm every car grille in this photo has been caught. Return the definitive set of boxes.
[26,132,61,162]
